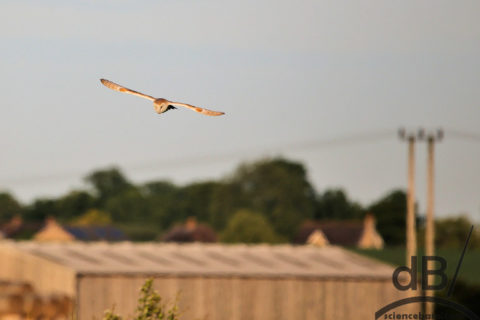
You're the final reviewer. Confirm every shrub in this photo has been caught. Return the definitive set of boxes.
[221,209,284,243]
[103,279,179,320]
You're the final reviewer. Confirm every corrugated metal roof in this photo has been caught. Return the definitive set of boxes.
[0,241,395,279]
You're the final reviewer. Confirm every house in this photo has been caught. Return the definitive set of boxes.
[0,241,416,320]
[0,216,42,239]
[33,218,127,242]
[162,217,216,243]
[294,213,384,249]
[0,216,23,238]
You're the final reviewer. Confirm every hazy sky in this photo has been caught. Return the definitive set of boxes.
[1,1,479,221]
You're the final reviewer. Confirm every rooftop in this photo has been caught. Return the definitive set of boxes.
[0,241,395,279]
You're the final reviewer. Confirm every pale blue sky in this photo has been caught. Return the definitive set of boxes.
[0,1,479,220]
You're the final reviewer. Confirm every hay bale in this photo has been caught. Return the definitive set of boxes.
[0,313,22,320]
[0,282,33,296]
[0,293,23,315]
[22,293,42,318]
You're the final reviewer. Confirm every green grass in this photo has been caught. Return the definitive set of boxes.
[352,247,480,286]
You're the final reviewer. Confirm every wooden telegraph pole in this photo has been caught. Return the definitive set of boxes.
[399,128,418,274]
[422,129,443,314]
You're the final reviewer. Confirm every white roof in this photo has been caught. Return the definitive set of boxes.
[1,241,395,279]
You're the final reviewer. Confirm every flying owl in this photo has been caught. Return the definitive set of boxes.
[100,79,225,116]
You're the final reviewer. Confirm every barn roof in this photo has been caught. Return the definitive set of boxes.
[163,218,217,243]
[65,226,127,241]
[0,241,395,280]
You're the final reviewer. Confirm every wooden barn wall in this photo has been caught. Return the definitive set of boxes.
[0,245,76,296]
[77,275,417,320]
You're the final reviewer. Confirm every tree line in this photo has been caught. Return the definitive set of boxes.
[0,157,477,246]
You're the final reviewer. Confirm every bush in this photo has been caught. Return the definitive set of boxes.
[221,209,284,243]
[103,279,179,320]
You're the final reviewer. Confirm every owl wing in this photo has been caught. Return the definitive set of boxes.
[100,79,156,101]
[168,101,225,116]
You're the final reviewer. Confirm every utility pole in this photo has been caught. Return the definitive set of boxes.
[420,129,443,314]
[399,128,418,273]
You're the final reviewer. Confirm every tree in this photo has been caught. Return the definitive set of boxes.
[315,189,363,220]
[55,190,95,221]
[434,215,480,248]
[230,158,316,239]
[368,189,407,246]
[143,180,181,228]
[105,188,149,223]
[143,181,177,196]
[85,167,133,205]
[0,192,23,222]
[144,180,227,231]
[177,181,220,224]
[208,181,247,231]
[24,198,58,222]
[220,209,283,243]
[72,209,112,225]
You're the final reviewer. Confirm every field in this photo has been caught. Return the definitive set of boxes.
[353,247,480,286]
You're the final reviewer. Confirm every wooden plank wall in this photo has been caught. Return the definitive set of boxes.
[77,275,416,320]
[0,245,76,297]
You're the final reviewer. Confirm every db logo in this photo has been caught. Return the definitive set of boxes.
[375,226,479,319]
[393,256,447,291]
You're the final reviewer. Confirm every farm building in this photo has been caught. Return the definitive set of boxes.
[34,218,127,242]
[0,241,415,320]
[295,213,385,249]
[163,217,217,243]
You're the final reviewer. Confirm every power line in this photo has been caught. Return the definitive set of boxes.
[1,129,395,187]
[1,127,478,189]
[446,128,480,143]
[129,129,395,171]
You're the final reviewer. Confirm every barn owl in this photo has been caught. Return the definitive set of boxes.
[100,79,225,116]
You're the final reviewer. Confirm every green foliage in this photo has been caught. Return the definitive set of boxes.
[221,209,283,243]
[229,158,316,239]
[23,190,95,222]
[177,181,220,224]
[434,215,480,248]
[143,181,178,196]
[104,309,122,320]
[85,167,133,205]
[315,189,363,220]
[436,279,480,317]
[103,279,179,320]
[157,180,244,231]
[56,190,95,220]
[143,181,180,228]
[208,182,246,231]
[143,160,319,239]
[105,188,149,223]
[6,158,423,247]
[0,192,23,222]
[118,223,161,242]
[72,208,112,225]
[24,198,58,222]
[368,189,407,246]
